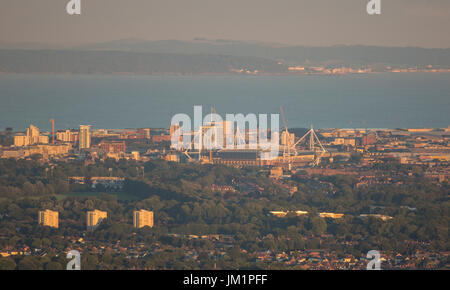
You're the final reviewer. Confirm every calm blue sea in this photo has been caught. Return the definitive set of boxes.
[0,73,449,131]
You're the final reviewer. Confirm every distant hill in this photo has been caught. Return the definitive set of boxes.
[0,49,287,74]
[71,39,450,67]
[0,39,449,75]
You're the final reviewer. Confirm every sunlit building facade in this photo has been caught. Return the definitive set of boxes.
[38,209,59,228]
[87,210,107,230]
[79,125,91,149]
[14,124,49,147]
[133,210,154,228]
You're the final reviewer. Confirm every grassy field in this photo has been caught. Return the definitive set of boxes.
[1,192,142,201]
[56,191,142,201]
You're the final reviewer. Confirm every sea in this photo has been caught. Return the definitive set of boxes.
[0,73,449,131]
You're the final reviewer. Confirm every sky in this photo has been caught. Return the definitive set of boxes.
[1,0,450,48]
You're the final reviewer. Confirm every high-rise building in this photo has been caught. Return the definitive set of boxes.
[133,210,154,228]
[79,125,91,149]
[86,210,107,230]
[28,124,40,144]
[14,124,49,147]
[38,209,59,228]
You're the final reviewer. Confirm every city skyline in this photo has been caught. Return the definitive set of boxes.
[0,0,448,273]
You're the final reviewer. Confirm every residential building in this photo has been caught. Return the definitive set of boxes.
[14,124,49,147]
[87,210,107,230]
[38,209,58,228]
[79,125,91,149]
[56,129,78,144]
[133,210,154,228]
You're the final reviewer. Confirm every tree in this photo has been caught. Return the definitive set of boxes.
[82,253,99,270]
[17,256,43,270]
[45,261,63,270]
[0,257,16,270]
[23,181,36,196]
[310,217,327,236]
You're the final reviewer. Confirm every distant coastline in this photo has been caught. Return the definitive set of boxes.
[1,69,450,77]
[1,41,450,76]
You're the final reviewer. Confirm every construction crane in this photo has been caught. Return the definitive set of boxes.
[280,106,292,170]
[209,106,216,163]
[49,119,55,144]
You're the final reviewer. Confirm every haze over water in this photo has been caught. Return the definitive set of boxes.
[0,73,449,131]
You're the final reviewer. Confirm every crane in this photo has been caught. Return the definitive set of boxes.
[49,119,55,144]
[280,106,292,170]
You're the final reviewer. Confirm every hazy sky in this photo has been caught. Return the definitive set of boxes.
[1,0,450,48]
